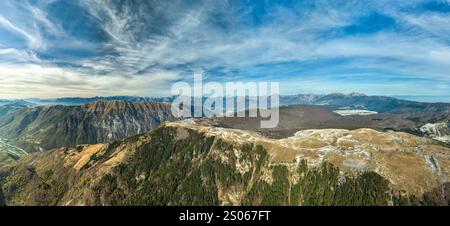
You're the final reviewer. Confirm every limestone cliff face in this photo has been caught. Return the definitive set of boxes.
[0,100,176,152]
[1,120,449,206]
[420,122,450,144]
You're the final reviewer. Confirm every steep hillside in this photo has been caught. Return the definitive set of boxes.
[1,120,449,206]
[0,100,176,152]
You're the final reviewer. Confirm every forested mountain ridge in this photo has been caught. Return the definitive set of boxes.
[0,100,176,153]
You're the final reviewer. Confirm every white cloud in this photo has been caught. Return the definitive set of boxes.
[0,0,449,98]
[76,0,450,76]
[0,63,181,98]
[0,15,41,48]
[0,48,40,63]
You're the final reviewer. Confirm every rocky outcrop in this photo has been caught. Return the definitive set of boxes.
[420,122,450,144]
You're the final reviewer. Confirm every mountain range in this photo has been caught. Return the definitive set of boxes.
[3,93,450,110]
[1,120,448,206]
[0,100,176,154]
[0,93,449,206]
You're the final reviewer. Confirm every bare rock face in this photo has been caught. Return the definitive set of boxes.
[420,122,450,144]
[1,120,449,206]
[0,100,177,152]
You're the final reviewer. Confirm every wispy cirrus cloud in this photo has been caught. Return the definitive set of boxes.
[0,0,449,100]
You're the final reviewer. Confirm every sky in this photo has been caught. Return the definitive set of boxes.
[0,0,449,100]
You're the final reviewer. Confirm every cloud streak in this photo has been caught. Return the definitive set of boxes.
[0,0,449,99]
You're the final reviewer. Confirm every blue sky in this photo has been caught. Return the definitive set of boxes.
[0,0,449,100]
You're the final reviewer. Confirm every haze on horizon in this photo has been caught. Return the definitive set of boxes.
[0,0,450,101]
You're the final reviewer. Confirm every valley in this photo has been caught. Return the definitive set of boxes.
[0,137,28,167]
[0,138,27,157]
[216,105,450,143]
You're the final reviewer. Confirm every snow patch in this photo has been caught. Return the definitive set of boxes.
[333,109,378,116]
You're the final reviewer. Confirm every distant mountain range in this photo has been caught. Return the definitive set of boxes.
[0,100,37,108]
[2,92,449,112]
[280,93,450,114]
[24,96,176,106]
[0,96,176,107]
